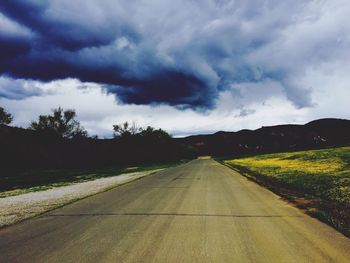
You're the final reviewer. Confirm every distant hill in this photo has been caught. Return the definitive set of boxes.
[177,118,350,156]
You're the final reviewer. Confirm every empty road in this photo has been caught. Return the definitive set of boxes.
[1,159,350,262]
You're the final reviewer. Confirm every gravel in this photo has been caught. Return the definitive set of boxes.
[0,169,161,228]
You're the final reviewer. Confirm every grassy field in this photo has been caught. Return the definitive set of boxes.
[224,146,350,235]
[0,160,188,198]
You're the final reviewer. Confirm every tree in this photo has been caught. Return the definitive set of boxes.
[29,107,88,138]
[113,122,171,140]
[0,107,13,125]
[113,121,142,138]
[139,126,172,139]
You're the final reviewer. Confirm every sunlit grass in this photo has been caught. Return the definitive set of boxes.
[230,156,347,175]
[224,146,350,201]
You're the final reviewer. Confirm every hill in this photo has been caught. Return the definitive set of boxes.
[177,118,350,156]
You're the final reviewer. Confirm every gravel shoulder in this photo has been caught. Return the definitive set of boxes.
[0,169,162,228]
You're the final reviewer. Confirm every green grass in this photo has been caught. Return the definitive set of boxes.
[0,160,188,198]
[223,146,350,235]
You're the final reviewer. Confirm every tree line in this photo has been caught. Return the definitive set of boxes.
[0,106,195,171]
[0,106,171,140]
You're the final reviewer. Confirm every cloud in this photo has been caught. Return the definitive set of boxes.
[0,75,348,138]
[0,77,306,137]
[0,0,350,113]
[235,109,256,118]
[0,12,32,38]
[0,76,42,99]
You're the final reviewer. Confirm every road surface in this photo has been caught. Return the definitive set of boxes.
[0,159,350,262]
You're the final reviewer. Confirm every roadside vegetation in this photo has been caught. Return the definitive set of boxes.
[223,146,350,236]
[0,106,195,198]
[0,107,13,125]
[29,107,88,138]
[0,106,196,175]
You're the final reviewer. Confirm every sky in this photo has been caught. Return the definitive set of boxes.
[0,0,349,137]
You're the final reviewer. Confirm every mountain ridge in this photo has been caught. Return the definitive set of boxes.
[177,118,350,156]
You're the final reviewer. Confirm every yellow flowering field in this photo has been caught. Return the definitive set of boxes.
[224,146,350,200]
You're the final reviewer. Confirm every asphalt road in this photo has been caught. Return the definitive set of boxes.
[1,159,350,262]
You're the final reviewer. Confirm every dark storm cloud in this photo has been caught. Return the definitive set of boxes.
[0,1,139,50]
[108,71,212,108]
[0,35,31,60]
[0,0,343,109]
[0,0,214,108]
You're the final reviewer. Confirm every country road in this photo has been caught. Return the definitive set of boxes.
[0,159,350,262]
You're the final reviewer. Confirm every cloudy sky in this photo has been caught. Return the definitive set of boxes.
[0,0,349,137]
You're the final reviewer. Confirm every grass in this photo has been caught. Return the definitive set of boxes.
[223,146,350,236]
[0,160,188,198]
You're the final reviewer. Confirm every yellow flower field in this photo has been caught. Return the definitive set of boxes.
[225,146,350,177]
[224,146,350,202]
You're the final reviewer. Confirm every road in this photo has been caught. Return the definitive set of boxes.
[0,159,350,262]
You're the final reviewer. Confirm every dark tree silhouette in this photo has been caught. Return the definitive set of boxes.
[113,122,171,139]
[113,121,142,138]
[29,107,88,138]
[0,107,13,125]
[139,126,172,139]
